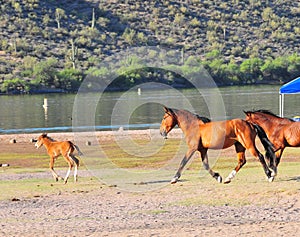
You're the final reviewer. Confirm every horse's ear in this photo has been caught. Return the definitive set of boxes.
[243,110,250,116]
[42,133,47,137]
[163,106,169,113]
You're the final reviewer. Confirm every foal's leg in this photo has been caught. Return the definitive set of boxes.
[49,156,61,181]
[70,155,79,182]
[200,149,222,183]
[63,160,73,184]
[224,142,246,184]
[171,149,196,184]
[64,157,73,184]
[63,152,74,184]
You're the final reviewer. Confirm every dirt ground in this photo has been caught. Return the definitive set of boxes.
[0,131,299,236]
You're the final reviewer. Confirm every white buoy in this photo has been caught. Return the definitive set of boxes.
[43,98,48,109]
[137,88,141,95]
[43,98,48,120]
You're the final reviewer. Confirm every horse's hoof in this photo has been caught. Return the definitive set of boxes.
[270,169,277,177]
[224,178,231,184]
[268,176,274,182]
[170,177,178,184]
[217,175,222,183]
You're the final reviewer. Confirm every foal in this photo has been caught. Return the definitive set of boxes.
[35,133,83,184]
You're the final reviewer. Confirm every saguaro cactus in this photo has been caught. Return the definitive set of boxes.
[69,39,78,69]
[55,8,65,29]
[91,8,95,29]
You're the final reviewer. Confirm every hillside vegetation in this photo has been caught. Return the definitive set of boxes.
[0,0,300,93]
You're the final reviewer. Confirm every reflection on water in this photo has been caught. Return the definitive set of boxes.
[0,85,300,134]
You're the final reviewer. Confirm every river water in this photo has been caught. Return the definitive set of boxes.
[0,85,299,134]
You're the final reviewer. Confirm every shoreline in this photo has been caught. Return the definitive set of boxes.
[0,128,184,143]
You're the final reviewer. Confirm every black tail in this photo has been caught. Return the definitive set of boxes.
[252,124,276,167]
[73,144,84,156]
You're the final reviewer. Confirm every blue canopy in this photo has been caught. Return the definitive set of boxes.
[279,77,300,94]
[279,77,300,117]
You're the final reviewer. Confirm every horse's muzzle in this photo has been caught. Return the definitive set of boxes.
[160,130,168,139]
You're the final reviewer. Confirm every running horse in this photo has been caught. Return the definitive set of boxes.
[160,107,276,184]
[35,133,83,184]
[244,109,300,175]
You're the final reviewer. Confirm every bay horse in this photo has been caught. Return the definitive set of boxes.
[160,107,275,184]
[244,109,300,174]
[35,133,83,184]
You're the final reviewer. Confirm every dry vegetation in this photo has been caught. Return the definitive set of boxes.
[0,0,300,93]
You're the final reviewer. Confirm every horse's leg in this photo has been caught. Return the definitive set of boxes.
[70,154,79,182]
[265,148,284,177]
[62,151,75,184]
[63,160,73,184]
[248,147,273,182]
[171,149,196,184]
[275,149,284,167]
[224,142,246,184]
[49,156,61,181]
[200,149,222,183]
[264,146,278,178]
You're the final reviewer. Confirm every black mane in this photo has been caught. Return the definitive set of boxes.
[251,109,279,117]
[195,114,211,123]
[246,109,294,121]
[166,107,211,124]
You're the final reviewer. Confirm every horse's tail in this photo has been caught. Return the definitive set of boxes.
[71,142,84,156]
[0,163,9,167]
[252,123,276,164]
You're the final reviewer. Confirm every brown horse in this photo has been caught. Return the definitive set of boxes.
[35,133,83,184]
[160,107,275,184]
[244,109,300,174]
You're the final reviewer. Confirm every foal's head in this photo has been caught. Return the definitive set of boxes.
[35,133,49,149]
[160,107,177,139]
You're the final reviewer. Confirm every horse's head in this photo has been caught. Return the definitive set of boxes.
[35,133,48,149]
[160,106,177,139]
[244,110,256,123]
[244,110,275,124]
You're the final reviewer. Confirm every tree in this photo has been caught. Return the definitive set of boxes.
[261,56,289,82]
[287,53,300,78]
[240,58,263,83]
[58,68,82,91]
[1,78,30,94]
[33,58,58,87]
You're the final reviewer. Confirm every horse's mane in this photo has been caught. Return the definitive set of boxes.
[250,109,279,117]
[168,107,211,123]
[195,114,211,123]
[42,133,56,141]
[246,109,294,122]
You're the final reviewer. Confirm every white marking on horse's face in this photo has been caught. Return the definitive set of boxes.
[35,140,43,149]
